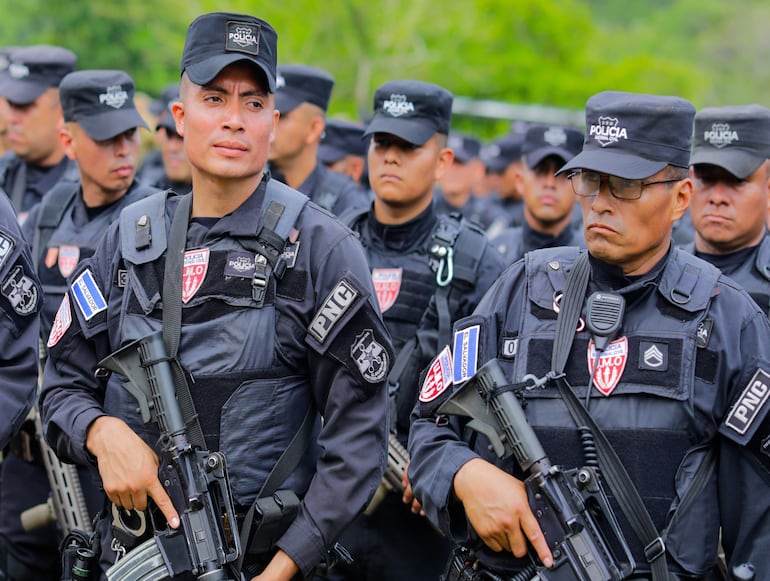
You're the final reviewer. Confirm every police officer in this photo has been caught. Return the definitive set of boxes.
[137,85,193,194]
[435,133,489,226]
[0,45,78,221]
[686,105,770,315]
[0,183,41,508]
[491,124,584,266]
[408,91,770,579]
[40,12,391,581]
[480,133,526,239]
[332,80,504,581]
[318,118,368,188]
[269,64,370,216]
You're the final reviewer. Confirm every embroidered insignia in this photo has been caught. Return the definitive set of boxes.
[1,265,38,315]
[224,251,256,278]
[182,249,210,303]
[309,279,359,344]
[351,329,389,383]
[587,337,628,396]
[47,295,72,348]
[225,20,261,55]
[589,116,628,147]
[99,85,128,109]
[280,241,300,269]
[58,245,80,278]
[372,268,402,313]
[117,269,127,288]
[501,338,518,359]
[725,369,770,435]
[696,319,713,349]
[640,341,668,371]
[72,269,107,320]
[382,94,415,117]
[453,325,480,384]
[704,123,739,149]
[420,345,453,402]
[45,247,58,269]
[0,232,14,271]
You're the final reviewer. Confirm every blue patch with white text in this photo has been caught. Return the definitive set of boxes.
[453,325,479,384]
[72,269,107,321]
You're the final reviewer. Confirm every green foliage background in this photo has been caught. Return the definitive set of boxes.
[2,0,768,137]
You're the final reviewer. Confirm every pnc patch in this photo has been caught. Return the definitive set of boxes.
[420,345,453,402]
[308,279,359,344]
[0,232,15,272]
[182,249,210,303]
[725,369,770,436]
[47,295,72,348]
[587,337,628,396]
[372,268,402,313]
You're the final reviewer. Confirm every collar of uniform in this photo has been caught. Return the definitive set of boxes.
[367,201,437,252]
[695,243,759,277]
[521,221,575,253]
[203,174,269,238]
[589,246,669,296]
[295,162,323,198]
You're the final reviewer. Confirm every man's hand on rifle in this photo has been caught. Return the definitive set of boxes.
[453,458,553,568]
[86,416,180,529]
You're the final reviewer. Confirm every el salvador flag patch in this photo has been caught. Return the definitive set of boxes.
[453,325,480,384]
[72,269,107,321]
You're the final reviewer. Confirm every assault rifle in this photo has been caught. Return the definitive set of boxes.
[364,433,409,515]
[99,331,241,581]
[438,359,635,580]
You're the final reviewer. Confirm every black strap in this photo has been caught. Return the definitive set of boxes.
[9,161,26,212]
[31,182,79,268]
[551,252,670,580]
[161,193,206,449]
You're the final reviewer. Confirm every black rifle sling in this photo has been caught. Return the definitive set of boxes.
[550,252,670,580]
[162,192,206,450]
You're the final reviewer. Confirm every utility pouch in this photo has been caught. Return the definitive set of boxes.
[245,489,300,557]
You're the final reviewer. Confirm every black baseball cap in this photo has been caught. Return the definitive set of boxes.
[150,83,181,116]
[363,80,452,146]
[558,91,695,180]
[275,64,334,114]
[690,105,770,179]
[153,85,180,133]
[481,134,524,173]
[181,12,277,92]
[0,45,77,105]
[59,70,148,141]
[448,134,482,164]
[522,124,583,168]
[319,119,366,163]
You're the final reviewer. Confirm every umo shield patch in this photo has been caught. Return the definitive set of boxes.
[1,265,38,315]
[182,249,210,303]
[350,329,389,383]
[47,294,72,348]
[587,337,628,396]
[58,245,80,278]
[309,279,359,344]
[372,268,402,313]
[0,231,14,271]
[420,345,453,402]
[725,369,770,436]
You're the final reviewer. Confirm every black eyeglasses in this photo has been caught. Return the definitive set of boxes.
[567,170,682,200]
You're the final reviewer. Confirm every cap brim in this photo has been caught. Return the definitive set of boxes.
[525,147,573,169]
[318,143,347,164]
[363,115,434,145]
[0,80,48,105]
[185,54,275,92]
[78,109,149,141]
[556,149,667,180]
[275,92,303,115]
[690,148,766,180]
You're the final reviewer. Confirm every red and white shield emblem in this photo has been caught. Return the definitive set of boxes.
[58,245,80,278]
[372,268,402,313]
[587,337,628,396]
[420,345,453,402]
[182,249,210,303]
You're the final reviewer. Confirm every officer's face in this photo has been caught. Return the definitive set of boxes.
[438,157,484,198]
[62,124,140,202]
[518,156,574,229]
[269,103,323,167]
[368,132,452,224]
[579,167,690,275]
[6,88,63,165]
[159,127,193,185]
[172,62,278,186]
[690,162,770,254]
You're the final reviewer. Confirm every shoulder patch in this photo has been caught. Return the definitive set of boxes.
[0,231,15,272]
[47,294,72,348]
[309,278,359,344]
[724,369,770,436]
[350,329,389,383]
[72,269,107,321]
[420,345,454,402]
[453,325,480,384]
[1,265,38,315]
